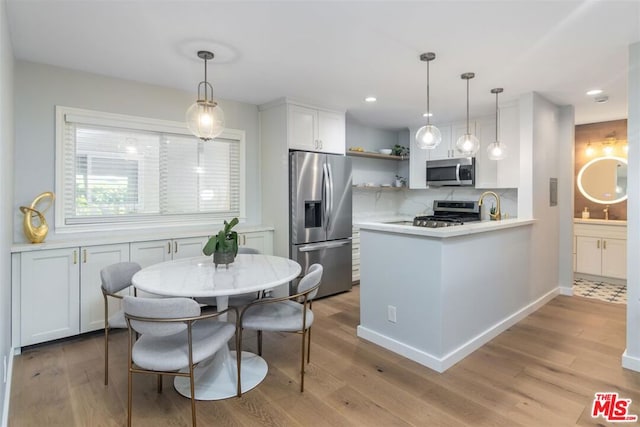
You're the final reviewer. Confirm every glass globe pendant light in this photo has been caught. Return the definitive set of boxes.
[487,88,507,160]
[415,52,442,149]
[455,72,480,156]
[186,50,225,141]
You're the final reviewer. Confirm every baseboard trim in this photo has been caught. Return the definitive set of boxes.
[559,286,573,296]
[622,350,640,372]
[2,349,13,427]
[357,287,561,373]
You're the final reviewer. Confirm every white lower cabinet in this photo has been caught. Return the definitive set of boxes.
[239,231,274,255]
[574,221,626,280]
[352,227,360,282]
[19,248,80,346]
[80,243,130,333]
[130,237,209,268]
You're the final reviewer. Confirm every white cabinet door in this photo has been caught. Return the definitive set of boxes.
[20,248,80,345]
[239,231,274,255]
[496,103,520,188]
[172,236,208,260]
[576,236,603,276]
[288,104,317,151]
[80,243,130,333]
[602,238,626,279]
[318,110,346,154]
[474,117,498,189]
[287,104,345,154]
[130,240,172,268]
[409,126,428,189]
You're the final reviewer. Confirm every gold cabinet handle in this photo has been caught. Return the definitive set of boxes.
[73,250,77,265]
[174,241,178,253]
[603,240,607,250]
[597,240,600,249]
[83,249,87,263]
[167,241,171,254]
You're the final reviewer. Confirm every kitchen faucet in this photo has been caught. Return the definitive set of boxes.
[478,191,501,220]
[603,205,609,220]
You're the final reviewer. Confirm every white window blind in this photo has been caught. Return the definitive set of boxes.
[56,106,244,231]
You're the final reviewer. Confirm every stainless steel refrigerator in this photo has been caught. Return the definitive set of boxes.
[290,151,352,298]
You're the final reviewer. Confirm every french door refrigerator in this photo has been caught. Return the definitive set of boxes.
[290,151,352,298]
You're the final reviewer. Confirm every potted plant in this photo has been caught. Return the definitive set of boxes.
[203,217,239,267]
[395,175,407,187]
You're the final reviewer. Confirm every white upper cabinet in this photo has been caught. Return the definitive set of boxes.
[287,103,345,154]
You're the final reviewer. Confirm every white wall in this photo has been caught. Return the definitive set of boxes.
[522,92,568,300]
[12,61,261,243]
[624,42,640,371]
[0,0,13,422]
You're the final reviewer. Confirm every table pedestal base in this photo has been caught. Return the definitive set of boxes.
[174,349,267,400]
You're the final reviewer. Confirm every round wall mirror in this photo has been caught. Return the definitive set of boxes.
[577,156,628,204]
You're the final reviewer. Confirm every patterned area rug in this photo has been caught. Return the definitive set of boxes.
[573,278,626,304]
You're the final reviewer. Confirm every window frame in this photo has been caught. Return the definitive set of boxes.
[55,106,246,233]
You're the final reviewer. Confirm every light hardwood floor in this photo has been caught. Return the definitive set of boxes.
[9,286,640,426]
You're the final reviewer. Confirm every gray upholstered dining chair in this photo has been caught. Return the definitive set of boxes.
[100,261,141,386]
[197,246,265,308]
[123,296,238,427]
[238,263,323,394]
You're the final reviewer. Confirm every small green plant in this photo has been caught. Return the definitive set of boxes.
[203,217,239,256]
[490,204,497,215]
[391,145,409,157]
[395,175,407,186]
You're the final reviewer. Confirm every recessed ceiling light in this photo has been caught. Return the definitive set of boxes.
[364,96,377,103]
[586,89,603,96]
[422,112,433,117]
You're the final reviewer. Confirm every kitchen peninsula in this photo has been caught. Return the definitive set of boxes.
[356,218,541,373]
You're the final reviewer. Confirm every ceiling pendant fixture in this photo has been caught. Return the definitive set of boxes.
[455,72,480,156]
[186,50,225,141]
[415,52,442,149]
[487,88,507,160]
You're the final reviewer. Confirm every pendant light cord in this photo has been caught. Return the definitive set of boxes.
[495,91,499,141]
[426,59,431,126]
[203,57,209,102]
[466,78,470,134]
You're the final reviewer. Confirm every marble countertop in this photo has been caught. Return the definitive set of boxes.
[357,218,535,239]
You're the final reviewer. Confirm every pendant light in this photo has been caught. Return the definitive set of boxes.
[455,72,480,156]
[487,88,507,160]
[186,50,225,141]
[415,52,442,149]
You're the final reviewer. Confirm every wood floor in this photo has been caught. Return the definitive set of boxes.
[9,286,640,426]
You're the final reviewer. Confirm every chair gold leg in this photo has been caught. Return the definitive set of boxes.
[157,374,163,393]
[307,327,312,364]
[236,328,243,397]
[127,368,133,427]
[104,326,109,386]
[189,366,196,427]
[300,329,306,392]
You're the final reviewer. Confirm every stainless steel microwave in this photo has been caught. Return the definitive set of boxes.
[426,157,475,186]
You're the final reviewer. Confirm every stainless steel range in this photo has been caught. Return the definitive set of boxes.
[413,200,481,228]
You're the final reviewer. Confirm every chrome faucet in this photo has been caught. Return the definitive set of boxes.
[603,205,609,220]
[478,191,501,220]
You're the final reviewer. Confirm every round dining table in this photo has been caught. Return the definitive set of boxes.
[131,254,302,400]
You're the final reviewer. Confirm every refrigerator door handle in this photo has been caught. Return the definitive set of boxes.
[298,240,352,252]
[323,162,331,230]
[327,162,334,229]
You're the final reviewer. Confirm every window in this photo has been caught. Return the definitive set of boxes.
[55,106,245,232]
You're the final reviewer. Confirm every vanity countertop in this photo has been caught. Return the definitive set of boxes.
[573,218,627,226]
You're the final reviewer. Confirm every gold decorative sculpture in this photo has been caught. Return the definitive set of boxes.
[20,192,55,243]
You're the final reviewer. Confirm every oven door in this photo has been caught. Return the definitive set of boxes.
[426,158,475,186]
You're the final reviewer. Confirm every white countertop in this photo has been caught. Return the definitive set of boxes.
[573,218,627,226]
[11,224,275,253]
[357,218,535,238]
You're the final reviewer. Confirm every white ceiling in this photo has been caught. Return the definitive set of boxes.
[6,1,640,130]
